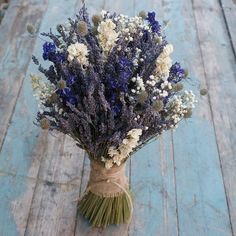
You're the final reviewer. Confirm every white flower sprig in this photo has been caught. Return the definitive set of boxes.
[30,74,55,113]
[67,42,89,66]
[97,19,119,54]
[168,90,197,128]
[154,44,174,81]
[102,129,143,169]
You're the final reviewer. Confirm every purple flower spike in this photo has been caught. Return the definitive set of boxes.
[146,12,161,35]
[42,42,56,60]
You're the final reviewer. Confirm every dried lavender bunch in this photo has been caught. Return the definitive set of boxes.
[31,5,197,169]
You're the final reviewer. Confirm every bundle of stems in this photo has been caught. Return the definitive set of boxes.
[78,190,132,228]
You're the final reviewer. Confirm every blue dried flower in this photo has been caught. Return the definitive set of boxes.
[147,12,155,22]
[42,42,56,60]
[142,29,149,42]
[118,57,132,69]
[109,93,122,115]
[146,12,161,35]
[55,52,66,63]
[117,57,132,92]
[67,74,76,86]
[170,62,185,83]
[58,87,78,105]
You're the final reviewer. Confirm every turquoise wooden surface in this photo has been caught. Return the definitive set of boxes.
[0,0,82,235]
[0,0,235,235]
[164,0,232,235]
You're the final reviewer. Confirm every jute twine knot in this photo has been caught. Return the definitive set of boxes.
[77,160,133,223]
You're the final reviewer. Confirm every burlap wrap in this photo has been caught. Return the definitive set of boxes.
[88,160,129,197]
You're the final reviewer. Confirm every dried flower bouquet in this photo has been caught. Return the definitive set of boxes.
[31,5,196,228]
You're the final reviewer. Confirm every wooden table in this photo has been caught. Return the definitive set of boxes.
[0,0,235,235]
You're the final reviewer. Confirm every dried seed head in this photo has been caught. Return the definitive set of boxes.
[139,11,146,19]
[173,83,184,92]
[48,93,58,104]
[27,23,36,35]
[137,91,148,104]
[57,80,66,89]
[92,14,102,26]
[153,100,164,112]
[77,21,88,36]
[200,88,208,96]
[184,109,192,118]
[184,69,189,78]
[40,118,50,129]
[91,26,98,35]
[155,36,162,44]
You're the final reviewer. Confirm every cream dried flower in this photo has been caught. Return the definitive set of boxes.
[105,159,114,169]
[105,128,142,169]
[97,19,119,54]
[154,44,174,81]
[161,44,173,57]
[67,42,89,66]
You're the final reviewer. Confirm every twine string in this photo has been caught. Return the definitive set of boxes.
[74,160,133,223]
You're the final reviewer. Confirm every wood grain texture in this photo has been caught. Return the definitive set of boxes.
[163,0,233,235]
[0,174,37,236]
[0,0,47,149]
[24,137,84,236]
[0,131,47,236]
[130,134,178,236]
[129,1,179,235]
[0,0,84,235]
[220,0,236,55]
[192,0,236,234]
[162,0,234,235]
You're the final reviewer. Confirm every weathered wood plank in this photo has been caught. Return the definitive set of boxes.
[0,174,36,236]
[220,0,236,55]
[128,1,179,236]
[25,135,84,236]
[0,0,79,178]
[0,0,84,235]
[130,134,178,236]
[163,0,233,235]
[0,131,48,236]
[0,0,47,149]
[192,0,236,234]
[36,134,84,184]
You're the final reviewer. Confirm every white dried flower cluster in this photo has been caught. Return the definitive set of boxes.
[161,81,172,90]
[67,42,89,66]
[168,90,197,125]
[100,10,109,18]
[146,75,158,87]
[102,129,143,169]
[97,19,119,54]
[131,75,145,94]
[155,44,174,81]
[181,90,196,108]
[132,47,143,67]
[31,74,54,111]
[114,14,151,38]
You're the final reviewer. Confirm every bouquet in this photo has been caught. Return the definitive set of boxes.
[30,4,196,228]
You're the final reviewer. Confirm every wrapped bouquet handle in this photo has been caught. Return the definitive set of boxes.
[78,159,133,228]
